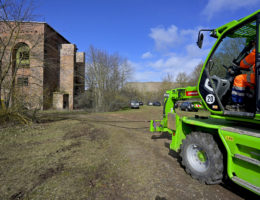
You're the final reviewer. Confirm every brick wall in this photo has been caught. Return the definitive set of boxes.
[43,24,69,109]
[60,44,76,110]
[0,22,45,109]
[0,21,84,110]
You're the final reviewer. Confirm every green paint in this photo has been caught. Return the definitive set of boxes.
[150,10,260,195]
[197,151,207,162]
[196,10,260,122]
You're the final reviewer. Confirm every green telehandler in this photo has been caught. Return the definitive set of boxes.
[150,10,260,195]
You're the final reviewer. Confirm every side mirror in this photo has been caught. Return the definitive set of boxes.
[197,33,204,49]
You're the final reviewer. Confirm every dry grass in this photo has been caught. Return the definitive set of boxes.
[0,113,125,199]
[0,106,253,200]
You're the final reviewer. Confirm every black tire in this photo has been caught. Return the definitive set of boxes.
[180,132,224,184]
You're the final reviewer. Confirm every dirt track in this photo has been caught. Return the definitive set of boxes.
[0,106,257,199]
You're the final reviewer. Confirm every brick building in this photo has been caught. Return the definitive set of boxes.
[0,22,85,110]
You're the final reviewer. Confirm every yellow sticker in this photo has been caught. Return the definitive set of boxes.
[212,105,218,109]
[225,136,234,141]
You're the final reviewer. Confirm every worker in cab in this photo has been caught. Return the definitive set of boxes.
[231,43,255,107]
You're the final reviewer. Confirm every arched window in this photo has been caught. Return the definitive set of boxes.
[15,43,30,68]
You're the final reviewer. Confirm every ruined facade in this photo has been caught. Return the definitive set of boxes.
[0,22,85,110]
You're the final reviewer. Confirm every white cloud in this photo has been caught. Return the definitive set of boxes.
[141,51,153,59]
[148,25,213,52]
[131,25,215,82]
[131,53,204,82]
[149,25,181,51]
[180,29,198,41]
[149,59,164,69]
[185,44,211,58]
[202,0,259,19]
[128,60,148,72]
[150,55,203,74]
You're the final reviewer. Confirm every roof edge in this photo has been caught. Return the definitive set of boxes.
[0,21,71,44]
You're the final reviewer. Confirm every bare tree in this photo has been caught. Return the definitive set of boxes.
[156,72,175,101]
[210,38,246,78]
[85,46,132,112]
[175,71,190,87]
[189,62,203,86]
[161,73,175,88]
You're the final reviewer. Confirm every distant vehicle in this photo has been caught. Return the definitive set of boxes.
[174,102,181,109]
[130,100,140,109]
[153,101,161,106]
[148,101,153,106]
[180,102,198,112]
[139,101,143,106]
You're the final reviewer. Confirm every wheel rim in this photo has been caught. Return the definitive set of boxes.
[186,144,209,173]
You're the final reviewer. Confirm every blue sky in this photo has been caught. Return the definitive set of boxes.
[36,0,260,82]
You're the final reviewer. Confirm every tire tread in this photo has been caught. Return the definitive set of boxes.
[180,132,224,184]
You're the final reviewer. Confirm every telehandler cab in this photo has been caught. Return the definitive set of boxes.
[150,10,260,195]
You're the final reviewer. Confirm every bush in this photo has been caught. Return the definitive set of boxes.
[74,91,94,110]
[75,89,136,112]
[0,109,31,125]
[107,95,129,111]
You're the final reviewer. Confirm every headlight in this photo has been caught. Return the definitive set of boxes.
[164,93,170,98]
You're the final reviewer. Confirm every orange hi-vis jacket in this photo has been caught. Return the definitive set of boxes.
[240,48,255,73]
[232,48,255,104]
[237,48,256,86]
